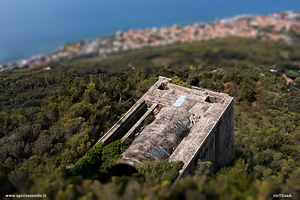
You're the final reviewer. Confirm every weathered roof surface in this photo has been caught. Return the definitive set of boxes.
[118,106,190,166]
[116,78,234,168]
[169,94,232,167]
[173,95,187,107]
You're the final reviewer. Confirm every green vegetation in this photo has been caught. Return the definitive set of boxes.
[137,159,184,183]
[1,37,300,199]
[239,81,255,101]
[70,140,125,181]
[286,70,300,78]
[294,77,300,84]
[63,36,300,72]
[179,128,190,140]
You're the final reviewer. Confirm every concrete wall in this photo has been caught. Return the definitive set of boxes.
[215,100,235,170]
[122,103,157,141]
[97,78,235,181]
[180,99,234,177]
[99,100,148,145]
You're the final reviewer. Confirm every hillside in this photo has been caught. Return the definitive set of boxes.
[63,37,300,71]
[1,37,300,199]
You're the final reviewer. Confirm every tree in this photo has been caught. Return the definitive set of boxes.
[82,82,100,104]
[286,70,300,79]
[240,82,254,101]
[8,155,41,191]
[222,75,228,83]
[294,77,300,84]
[212,75,216,82]
[187,73,199,86]
[215,80,223,92]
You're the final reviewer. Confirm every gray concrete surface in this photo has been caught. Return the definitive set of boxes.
[98,76,234,178]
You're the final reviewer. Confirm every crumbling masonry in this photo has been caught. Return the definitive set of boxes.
[98,76,234,179]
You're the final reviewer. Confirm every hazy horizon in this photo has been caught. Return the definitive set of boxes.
[1,0,300,62]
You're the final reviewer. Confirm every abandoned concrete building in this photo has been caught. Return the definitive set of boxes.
[99,76,234,179]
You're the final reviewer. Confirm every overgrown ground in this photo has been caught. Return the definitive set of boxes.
[1,37,300,200]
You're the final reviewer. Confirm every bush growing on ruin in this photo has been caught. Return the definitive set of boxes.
[137,159,184,183]
[142,114,155,126]
[70,140,125,181]
[70,142,104,178]
[179,128,190,140]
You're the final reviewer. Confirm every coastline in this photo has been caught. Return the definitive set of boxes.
[1,10,300,72]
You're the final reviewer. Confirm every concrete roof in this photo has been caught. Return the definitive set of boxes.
[116,77,234,169]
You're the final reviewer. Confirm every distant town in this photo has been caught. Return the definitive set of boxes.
[1,11,300,72]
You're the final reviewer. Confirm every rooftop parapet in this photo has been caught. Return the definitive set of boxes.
[98,77,235,180]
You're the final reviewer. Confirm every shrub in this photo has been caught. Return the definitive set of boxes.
[137,159,184,183]
[179,128,190,140]
[240,82,254,101]
[286,70,300,78]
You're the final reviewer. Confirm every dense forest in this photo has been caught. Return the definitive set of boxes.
[1,37,300,199]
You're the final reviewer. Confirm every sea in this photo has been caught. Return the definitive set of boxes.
[0,0,300,62]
